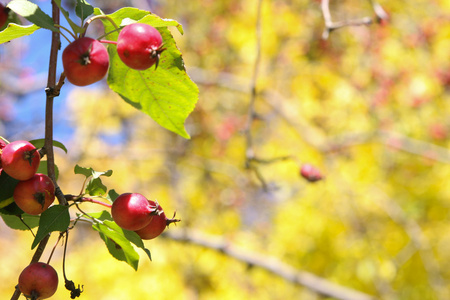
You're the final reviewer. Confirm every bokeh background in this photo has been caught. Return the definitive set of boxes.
[1,0,450,299]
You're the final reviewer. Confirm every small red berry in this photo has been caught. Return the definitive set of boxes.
[13,173,55,215]
[1,140,40,181]
[62,37,109,86]
[135,201,180,240]
[117,23,165,70]
[18,262,58,300]
[111,193,157,231]
[300,163,323,183]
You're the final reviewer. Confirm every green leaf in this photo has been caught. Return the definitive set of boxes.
[32,205,70,249]
[75,0,94,23]
[36,161,59,181]
[0,202,24,215]
[1,214,40,230]
[95,7,198,139]
[85,177,107,196]
[104,220,152,261]
[0,171,19,205]
[92,222,140,270]
[86,210,113,221]
[74,164,92,178]
[74,165,113,179]
[0,197,14,210]
[74,165,112,196]
[107,189,120,202]
[136,14,184,34]
[28,138,68,154]
[53,0,84,35]
[7,0,58,32]
[0,23,40,44]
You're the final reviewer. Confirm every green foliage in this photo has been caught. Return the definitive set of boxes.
[7,0,58,32]
[1,214,40,230]
[75,0,94,23]
[32,205,70,249]
[0,23,39,43]
[74,165,113,196]
[53,0,85,35]
[36,161,59,180]
[95,7,198,138]
[0,171,19,207]
[89,209,151,270]
[28,138,68,153]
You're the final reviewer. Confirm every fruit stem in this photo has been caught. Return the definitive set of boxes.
[82,15,119,38]
[99,39,118,45]
[46,231,65,265]
[54,24,75,43]
[65,194,112,209]
[97,27,122,40]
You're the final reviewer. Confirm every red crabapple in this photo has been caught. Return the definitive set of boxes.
[18,262,58,300]
[1,140,40,181]
[300,163,323,183]
[13,173,55,215]
[117,23,165,70]
[62,37,109,86]
[135,201,180,240]
[111,193,157,231]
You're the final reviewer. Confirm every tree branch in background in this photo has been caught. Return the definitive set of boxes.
[164,229,376,300]
[243,0,266,188]
[321,0,389,39]
[242,0,295,190]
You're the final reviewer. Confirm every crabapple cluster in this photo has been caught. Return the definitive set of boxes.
[18,262,58,300]
[62,23,164,86]
[0,140,55,215]
[111,193,179,240]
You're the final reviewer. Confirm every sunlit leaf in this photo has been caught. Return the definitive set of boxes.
[92,222,140,270]
[32,205,70,249]
[7,0,57,31]
[0,23,39,44]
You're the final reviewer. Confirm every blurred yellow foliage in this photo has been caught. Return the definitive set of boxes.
[1,0,450,299]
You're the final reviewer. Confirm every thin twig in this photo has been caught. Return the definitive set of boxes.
[320,0,386,39]
[244,0,263,159]
[243,0,275,189]
[368,0,389,22]
[164,229,376,300]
